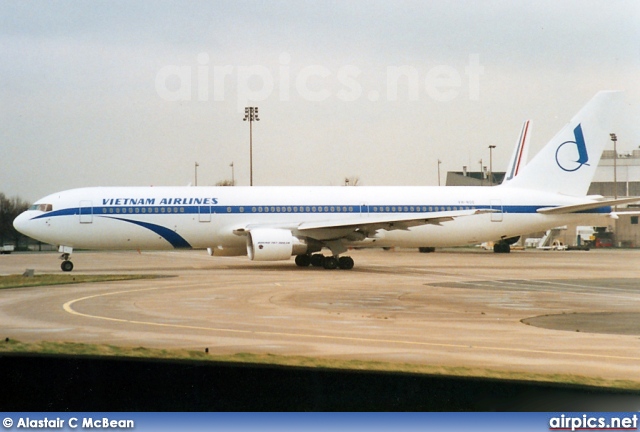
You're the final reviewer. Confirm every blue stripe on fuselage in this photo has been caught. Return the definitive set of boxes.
[105,217,192,249]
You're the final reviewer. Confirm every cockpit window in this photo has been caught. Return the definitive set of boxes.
[29,204,53,212]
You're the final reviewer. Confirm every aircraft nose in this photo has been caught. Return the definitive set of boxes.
[13,211,32,236]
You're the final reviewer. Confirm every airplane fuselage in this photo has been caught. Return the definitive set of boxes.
[15,185,608,254]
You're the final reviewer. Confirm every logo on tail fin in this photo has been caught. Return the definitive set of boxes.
[555,124,589,172]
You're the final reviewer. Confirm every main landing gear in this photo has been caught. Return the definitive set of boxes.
[493,242,511,253]
[493,236,520,254]
[295,254,355,270]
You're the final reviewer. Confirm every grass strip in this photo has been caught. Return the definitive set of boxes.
[0,274,160,289]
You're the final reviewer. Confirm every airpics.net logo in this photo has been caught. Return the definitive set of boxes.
[549,414,638,431]
[154,52,484,110]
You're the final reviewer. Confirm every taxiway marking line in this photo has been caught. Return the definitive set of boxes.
[63,286,640,362]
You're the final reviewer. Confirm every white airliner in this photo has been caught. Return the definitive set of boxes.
[14,91,637,271]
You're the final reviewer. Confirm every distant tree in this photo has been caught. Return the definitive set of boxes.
[0,193,30,247]
[215,179,235,186]
[344,176,361,186]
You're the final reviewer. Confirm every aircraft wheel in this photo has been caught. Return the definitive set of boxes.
[322,256,339,270]
[310,254,325,267]
[61,261,74,272]
[493,243,510,253]
[295,254,311,267]
[338,256,354,270]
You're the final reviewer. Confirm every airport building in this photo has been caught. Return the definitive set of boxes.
[588,149,640,247]
[446,149,640,247]
[446,166,503,187]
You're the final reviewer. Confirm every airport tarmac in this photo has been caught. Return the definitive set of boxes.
[1,248,639,385]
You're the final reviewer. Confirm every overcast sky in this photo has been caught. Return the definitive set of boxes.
[1,0,639,202]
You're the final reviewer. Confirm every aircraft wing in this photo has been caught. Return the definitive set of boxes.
[297,208,491,231]
[537,197,640,215]
[235,208,495,241]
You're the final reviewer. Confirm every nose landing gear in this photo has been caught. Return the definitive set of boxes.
[58,246,74,272]
[60,259,74,272]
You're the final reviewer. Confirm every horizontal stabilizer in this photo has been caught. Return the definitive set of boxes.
[609,210,640,219]
[537,197,640,214]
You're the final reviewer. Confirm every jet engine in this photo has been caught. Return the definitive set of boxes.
[247,228,308,261]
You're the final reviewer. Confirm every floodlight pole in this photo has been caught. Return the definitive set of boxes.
[243,107,260,186]
[610,133,618,210]
[195,162,199,186]
[437,159,441,186]
[488,145,496,186]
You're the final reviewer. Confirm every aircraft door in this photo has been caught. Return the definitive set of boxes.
[199,205,211,222]
[360,202,369,217]
[490,199,503,222]
[79,200,93,224]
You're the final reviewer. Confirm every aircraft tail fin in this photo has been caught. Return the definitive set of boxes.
[502,91,623,196]
[504,120,531,182]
